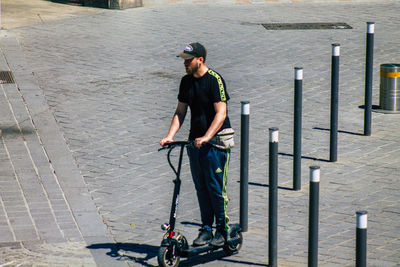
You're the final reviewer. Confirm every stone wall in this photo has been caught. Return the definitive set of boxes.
[83,0,389,8]
[142,0,390,6]
[83,0,143,9]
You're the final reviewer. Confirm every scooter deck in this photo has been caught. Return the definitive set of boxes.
[180,235,242,258]
[180,244,218,257]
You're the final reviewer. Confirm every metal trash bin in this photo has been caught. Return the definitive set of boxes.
[379,63,400,113]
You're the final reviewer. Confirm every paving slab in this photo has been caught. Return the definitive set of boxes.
[1,0,400,266]
[0,30,126,266]
[1,0,105,30]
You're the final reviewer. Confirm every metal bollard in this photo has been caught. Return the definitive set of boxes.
[269,127,279,267]
[364,22,375,136]
[356,211,368,267]
[330,44,340,162]
[308,166,320,267]
[293,67,303,191]
[240,101,250,232]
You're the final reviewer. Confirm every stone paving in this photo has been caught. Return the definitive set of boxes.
[0,31,121,266]
[1,1,400,266]
[1,0,104,30]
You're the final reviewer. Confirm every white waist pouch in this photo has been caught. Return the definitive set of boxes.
[210,128,235,150]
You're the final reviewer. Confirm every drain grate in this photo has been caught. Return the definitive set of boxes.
[0,71,15,84]
[262,22,352,30]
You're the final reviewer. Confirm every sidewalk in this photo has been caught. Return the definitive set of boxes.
[0,32,125,266]
[1,0,104,30]
[1,0,400,266]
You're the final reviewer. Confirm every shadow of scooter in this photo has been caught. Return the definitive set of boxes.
[87,242,158,267]
[87,242,235,266]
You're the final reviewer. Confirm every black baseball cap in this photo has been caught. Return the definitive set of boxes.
[177,42,207,60]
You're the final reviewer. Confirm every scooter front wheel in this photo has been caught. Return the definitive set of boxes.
[158,246,181,267]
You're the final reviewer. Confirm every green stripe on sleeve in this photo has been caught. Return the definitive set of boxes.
[208,69,227,101]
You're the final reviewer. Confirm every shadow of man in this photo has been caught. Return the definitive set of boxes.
[87,242,158,267]
[87,242,235,266]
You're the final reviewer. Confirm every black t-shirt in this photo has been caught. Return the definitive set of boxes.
[178,69,231,140]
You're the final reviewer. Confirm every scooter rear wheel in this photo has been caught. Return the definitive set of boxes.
[223,231,243,255]
[158,246,181,267]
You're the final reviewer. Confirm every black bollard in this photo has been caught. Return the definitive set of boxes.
[308,166,320,267]
[364,22,374,136]
[240,101,250,232]
[330,44,340,162]
[293,67,303,191]
[269,127,279,267]
[356,211,368,267]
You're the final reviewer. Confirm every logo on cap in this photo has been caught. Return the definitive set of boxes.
[184,45,193,52]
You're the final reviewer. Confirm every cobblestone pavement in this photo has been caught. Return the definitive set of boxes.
[0,241,96,266]
[2,1,400,266]
[1,0,104,30]
[0,31,120,266]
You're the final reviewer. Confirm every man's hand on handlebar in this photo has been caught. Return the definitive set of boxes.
[160,137,174,147]
[194,136,209,149]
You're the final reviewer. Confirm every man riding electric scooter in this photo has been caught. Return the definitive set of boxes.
[160,42,235,247]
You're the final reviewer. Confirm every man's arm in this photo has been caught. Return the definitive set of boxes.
[160,101,188,146]
[194,101,226,148]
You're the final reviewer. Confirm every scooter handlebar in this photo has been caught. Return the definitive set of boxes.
[158,141,192,151]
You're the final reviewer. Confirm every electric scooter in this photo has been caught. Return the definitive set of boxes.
[157,141,243,267]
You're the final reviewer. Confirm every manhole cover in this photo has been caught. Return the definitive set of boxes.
[262,23,352,30]
[0,71,15,84]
